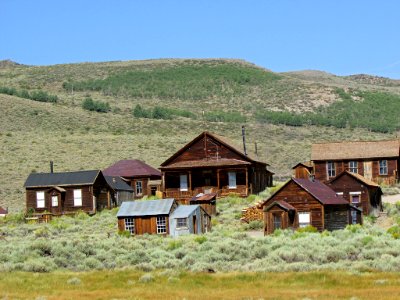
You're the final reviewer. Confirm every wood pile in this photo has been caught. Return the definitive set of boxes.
[241,201,264,223]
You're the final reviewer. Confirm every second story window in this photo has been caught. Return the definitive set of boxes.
[327,161,336,178]
[349,161,358,173]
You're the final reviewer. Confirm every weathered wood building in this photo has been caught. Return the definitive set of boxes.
[97,176,134,209]
[103,159,162,199]
[311,140,400,185]
[24,170,112,215]
[292,162,314,179]
[328,171,383,216]
[262,178,362,235]
[160,131,272,203]
[189,192,217,216]
[117,199,211,236]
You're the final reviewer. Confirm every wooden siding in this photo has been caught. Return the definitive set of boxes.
[26,185,94,214]
[324,206,350,231]
[293,166,311,179]
[314,158,398,185]
[262,181,325,232]
[118,215,170,235]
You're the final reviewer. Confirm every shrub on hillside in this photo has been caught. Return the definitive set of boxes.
[82,97,110,113]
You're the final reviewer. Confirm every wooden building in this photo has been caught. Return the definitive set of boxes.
[103,159,162,199]
[0,206,7,217]
[262,178,362,235]
[311,140,400,185]
[160,131,272,203]
[328,171,383,216]
[97,176,134,209]
[117,199,211,236]
[292,162,314,179]
[189,192,217,216]
[24,170,112,215]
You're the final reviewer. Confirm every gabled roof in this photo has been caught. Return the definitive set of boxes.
[160,131,268,167]
[103,160,161,178]
[311,139,400,161]
[263,178,348,207]
[117,199,175,217]
[292,161,313,170]
[264,200,296,212]
[0,206,7,214]
[170,205,199,218]
[328,170,380,187]
[105,176,134,192]
[24,170,102,188]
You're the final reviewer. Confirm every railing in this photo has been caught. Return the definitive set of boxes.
[220,185,248,197]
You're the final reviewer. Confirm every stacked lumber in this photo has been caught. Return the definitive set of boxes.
[241,201,264,223]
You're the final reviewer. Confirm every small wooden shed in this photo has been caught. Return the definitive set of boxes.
[189,192,217,216]
[262,178,362,235]
[292,161,314,179]
[169,205,211,237]
[328,171,383,216]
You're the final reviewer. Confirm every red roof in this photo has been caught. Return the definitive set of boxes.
[293,178,348,205]
[103,160,161,178]
[190,192,217,202]
[265,200,296,212]
[0,206,7,214]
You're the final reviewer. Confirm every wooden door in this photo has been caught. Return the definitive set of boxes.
[193,215,197,234]
[364,161,372,179]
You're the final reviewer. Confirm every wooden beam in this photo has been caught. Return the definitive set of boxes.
[107,191,111,209]
[188,171,192,193]
[162,172,166,193]
[217,169,220,189]
[245,168,249,195]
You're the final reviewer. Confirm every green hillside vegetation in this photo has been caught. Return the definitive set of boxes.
[0,58,399,212]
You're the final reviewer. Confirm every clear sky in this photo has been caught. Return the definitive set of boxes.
[1,0,400,78]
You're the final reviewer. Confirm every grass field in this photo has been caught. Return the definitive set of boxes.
[1,270,400,299]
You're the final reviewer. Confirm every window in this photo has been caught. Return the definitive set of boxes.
[36,191,45,208]
[379,160,388,175]
[273,214,281,230]
[351,211,358,224]
[51,195,58,207]
[135,181,143,196]
[180,174,188,191]
[349,161,358,173]
[176,218,187,228]
[157,216,167,234]
[124,218,135,235]
[350,192,361,204]
[228,172,237,189]
[327,162,336,178]
[73,189,82,207]
[298,212,310,228]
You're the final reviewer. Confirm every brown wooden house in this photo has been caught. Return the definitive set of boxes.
[262,178,362,235]
[311,140,400,185]
[160,131,272,203]
[117,199,211,236]
[103,159,162,199]
[24,170,112,216]
[292,161,314,179]
[328,171,383,216]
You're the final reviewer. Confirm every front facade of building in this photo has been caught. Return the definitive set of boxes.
[160,131,272,203]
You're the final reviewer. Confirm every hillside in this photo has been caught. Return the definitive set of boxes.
[0,58,398,212]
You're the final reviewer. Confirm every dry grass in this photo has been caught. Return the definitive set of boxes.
[0,270,400,299]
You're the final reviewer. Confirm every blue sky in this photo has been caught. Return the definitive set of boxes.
[1,0,400,78]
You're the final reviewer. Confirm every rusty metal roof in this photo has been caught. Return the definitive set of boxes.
[264,200,296,212]
[103,159,161,178]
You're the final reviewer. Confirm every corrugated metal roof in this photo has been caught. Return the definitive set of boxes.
[170,205,199,218]
[311,139,400,161]
[117,199,175,217]
[190,192,217,201]
[103,159,161,178]
[24,170,101,187]
[105,176,134,191]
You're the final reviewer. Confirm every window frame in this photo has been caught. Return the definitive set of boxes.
[348,161,358,173]
[36,191,45,208]
[179,174,188,192]
[51,195,58,207]
[379,160,388,175]
[298,212,311,228]
[176,217,187,228]
[273,214,281,230]
[73,189,82,207]
[327,161,336,178]
[228,171,237,189]
[350,191,361,204]
[156,216,167,234]
[135,180,143,196]
[124,217,135,235]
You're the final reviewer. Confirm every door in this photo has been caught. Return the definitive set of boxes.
[364,161,372,180]
[193,215,197,234]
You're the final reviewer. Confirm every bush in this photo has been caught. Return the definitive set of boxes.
[248,220,264,230]
[0,86,58,103]
[296,225,318,233]
[387,225,400,239]
[82,97,110,113]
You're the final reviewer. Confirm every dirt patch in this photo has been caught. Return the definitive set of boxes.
[382,194,400,204]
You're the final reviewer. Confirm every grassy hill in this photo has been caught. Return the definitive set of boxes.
[0,58,398,212]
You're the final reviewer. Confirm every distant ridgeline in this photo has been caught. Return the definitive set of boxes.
[255,89,400,133]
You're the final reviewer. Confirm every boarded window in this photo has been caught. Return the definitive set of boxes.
[157,216,167,234]
[349,161,358,173]
[124,218,135,235]
[73,189,82,207]
[36,191,45,208]
[51,195,58,207]
[177,218,187,228]
[180,174,188,191]
[298,212,310,228]
[228,172,237,189]
[327,162,336,178]
[136,181,143,195]
[379,160,388,175]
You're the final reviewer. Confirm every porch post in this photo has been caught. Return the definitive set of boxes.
[161,171,165,192]
[217,169,220,190]
[245,167,249,195]
[107,191,111,209]
[188,171,192,194]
